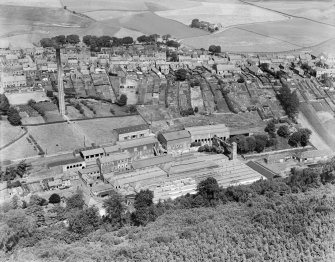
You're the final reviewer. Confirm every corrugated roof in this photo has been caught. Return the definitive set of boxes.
[132,155,174,170]
[104,145,120,154]
[185,124,229,135]
[246,161,277,179]
[114,124,149,135]
[118,136,158,149]
[81,148,104,157]
[48,157,84,168]
[161,130,190,141]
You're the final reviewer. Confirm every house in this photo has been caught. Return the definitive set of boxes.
[1,75,26,90]
[118,136,159,160]
[185,124,230,145]
[114,124,150,141]
[157,130,191,154]
[97,152,132,174]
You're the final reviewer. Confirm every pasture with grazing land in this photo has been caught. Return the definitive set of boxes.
[156,2,287,28]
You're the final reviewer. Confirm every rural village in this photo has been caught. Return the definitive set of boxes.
[1,33,335,215]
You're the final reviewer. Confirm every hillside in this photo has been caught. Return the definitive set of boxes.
[2,159,335,262]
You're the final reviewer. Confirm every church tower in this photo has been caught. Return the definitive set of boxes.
[56,48,66,116]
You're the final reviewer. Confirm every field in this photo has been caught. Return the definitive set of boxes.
[156,2,287,28]
[6,92,50,105]
[0,120,25,148]
[0,134,38,161]
[27,123,85,154]
[0,0,62,8]
[105,12,208,39]
[76,115,146,145]
[182,27,299,52]
[251,0,335,25]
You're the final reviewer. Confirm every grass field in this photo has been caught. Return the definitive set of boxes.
[76,115,146,145]
[6,92,50,105]
[105,11,208,39]
[0,120,25,148]
[62,0,148,12]
[251,0,335,25]
[156,2,286,27]
[28,123,85,154]
[0,0,62,8]
[0,134,37,161]
[239,18,335,48]
[182,27,298,52]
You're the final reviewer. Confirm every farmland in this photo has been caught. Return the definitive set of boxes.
[182,27,299,52]
[156,2,287,28]
[105,12,208,39]
[248,0,335,25]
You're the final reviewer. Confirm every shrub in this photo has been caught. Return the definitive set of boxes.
[49,193,61,204]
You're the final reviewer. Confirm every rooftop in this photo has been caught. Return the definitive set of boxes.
[81,148,104,157]
[48,157,84,168]
[114,124,149,135]
[132,155,174,170]
[161,130,191,141]
[98,152,131,164]
[118,136,158,149]
[246,161,277,179]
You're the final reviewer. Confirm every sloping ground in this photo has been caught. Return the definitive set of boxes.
[104,11,208,38]
[62,0,148,12]
[299,103,335,152]
[249,0,335,25]
[0,5,91,27]
[182,27,299,52]
[239,18,335,48]
[156,1,286,27]
[0,0,62,8]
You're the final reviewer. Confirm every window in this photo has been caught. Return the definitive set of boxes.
[140,134,144,137]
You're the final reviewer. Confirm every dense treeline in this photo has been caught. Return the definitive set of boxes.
[40,35,80,48]
[1,158,335,261]
[277,81,300,119]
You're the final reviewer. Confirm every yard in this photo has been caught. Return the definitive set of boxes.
[0,120,25,148]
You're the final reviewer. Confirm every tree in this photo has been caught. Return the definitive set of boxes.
[49,193,61,204]
[190,19,201,28]
[277,83,299,119]
[103,191,126,228]
[7,107,21,126]
[122,36,133,45]
[197,177,220,206]
[66,34,80,45]
[162,34,171,41]
[0,94,10,115]
[255,135,267,153]
[128,105,137,113]
[40,38,53,48]
[132,190,157,226]
[246,136,256,152]
[166,40,180,48]
[288,131,301,147]
[68,207,100,235]
[175,69,187,81]
[277,125,290,138]
[299,128,312,147]
[117,94,128,106]
[209,45,221,53]
[265,120,276,134]
[66,192,85,210]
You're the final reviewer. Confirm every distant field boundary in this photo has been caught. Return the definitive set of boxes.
[21,113,139,127]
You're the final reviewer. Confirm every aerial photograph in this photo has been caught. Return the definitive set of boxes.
[0,0,335,261]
